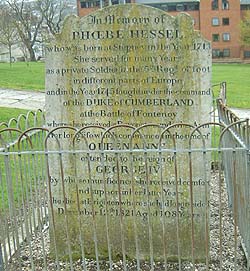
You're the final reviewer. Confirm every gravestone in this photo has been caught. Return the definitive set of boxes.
[45,4,212,262]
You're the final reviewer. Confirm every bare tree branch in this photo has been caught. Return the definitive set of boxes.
[2,0,74,61]
[37,0,69,36]
[0,2,19,64]
[5,0,44,61]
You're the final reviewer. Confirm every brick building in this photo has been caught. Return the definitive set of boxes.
[77,0,250,61]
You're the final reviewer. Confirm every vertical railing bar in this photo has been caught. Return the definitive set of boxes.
[203,150,209,270]
[4,153,16,257]
[212,122,217,168]
[188,149,195,270]
[75,186,87,271]
[7,150,24,264]
[115,149,127,271]
[11,150,22,259]
[27,144,37,271]
[144,149,154,270]
[22,152,33,238]
[36,131,43,221]
[0,160,9,270]
[129,148,140,271]
[174,151,181,271]
[1,241,7,271]
[40,134,49,228]
[18,151,35,270]
[246,118,249,270]
[246,119,249,270]
[7,147,18,255]
[247,119,250,271]
[218,150,223,271]
[45,151,60,270]
[101,149,113,271]
[32,150,48,270]
[100,0,103,9]
[239,122,243,139]
[26,150,37,271]
[26,151,36,235]
[86,150,100,271]
[0,162,11,264]
[59,151,74,270]
[246,119,249,148]
[73,149,87,271]
[40,152,48,265]
[159,148,168,271]
[30,152,38,235]
[25,152,35,271]
[0,243,3,271]
[23,150,36,268]
[232,149,238,271]
[240,122,244,141]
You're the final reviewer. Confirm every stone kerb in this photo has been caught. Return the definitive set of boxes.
[45,4,212,262]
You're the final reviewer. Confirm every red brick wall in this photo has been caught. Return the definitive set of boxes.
[77,0,99,17]
[76,0,246,60]
[200,0,241,59]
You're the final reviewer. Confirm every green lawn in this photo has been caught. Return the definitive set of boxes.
[0,107,28,125]
[212,64,250,109]
[0,106,45,134]
[0,62,249,108]
[0,62,45,91]
[0,106,46,212]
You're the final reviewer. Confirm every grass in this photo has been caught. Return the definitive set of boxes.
[0,107,45,152]
[0,62,249,108]
[0,107,28,125]
[0,62,45,91]
[0,107,47,212]
[0,149,47,211]
[212,64,250,108]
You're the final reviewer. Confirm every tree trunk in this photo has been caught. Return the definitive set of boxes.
[8,44,12,67]
[28,46,36,61]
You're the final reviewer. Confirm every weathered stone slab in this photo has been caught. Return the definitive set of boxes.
[45,4,212,262]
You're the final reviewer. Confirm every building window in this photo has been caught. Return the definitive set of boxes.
[80,1,99,8]
[223,49,230,57]
[212,34,220,42]
[212,49,221,58]
[222,0,229,10]
[222,18,230,25]
[167,4,176,11]
[176,4,185,11]
[244,51,250,58]
[241,5,250,10]
[223,33,230,41]
[161,4,168,11]
[212,0,218,10]
[80,1,86,8]
[212,17,220,26]
[187,3,197,11]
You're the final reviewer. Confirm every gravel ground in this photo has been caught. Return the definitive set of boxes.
[7,172,248,271]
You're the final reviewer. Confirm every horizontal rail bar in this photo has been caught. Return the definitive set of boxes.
[0,147,247,156]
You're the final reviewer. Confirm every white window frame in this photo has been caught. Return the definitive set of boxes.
[223,33,230,41]
[212,17,220,26]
